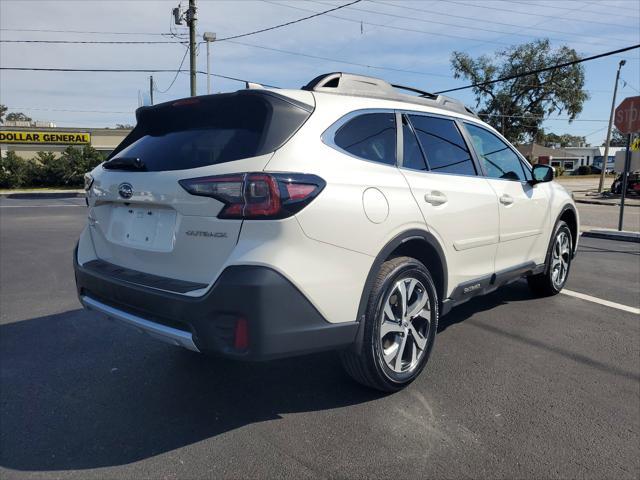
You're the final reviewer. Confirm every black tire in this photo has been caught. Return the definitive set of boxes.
[341,256,439,392]
[527,220,573,297]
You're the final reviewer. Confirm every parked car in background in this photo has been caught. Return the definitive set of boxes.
[611,171,640,195]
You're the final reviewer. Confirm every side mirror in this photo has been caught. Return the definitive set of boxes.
[531,164,554,184]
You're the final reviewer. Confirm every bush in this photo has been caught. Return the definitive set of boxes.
[0,147,104,188]
[576,165,592,175]
[0,151,29,188]
[554,166,565,177]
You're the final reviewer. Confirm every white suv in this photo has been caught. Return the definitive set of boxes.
[75,72,578,391]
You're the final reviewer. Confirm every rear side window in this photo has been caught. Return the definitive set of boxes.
[109,91,312,172]
[333,113,396,166]
[409,115,476,176]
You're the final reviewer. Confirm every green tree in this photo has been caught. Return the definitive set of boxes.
[5,112,32,122]
[0,104,7,124]
[115,123,134,129]
[451,39,588,144]
[603,127,627,147]
[535,130,586,147]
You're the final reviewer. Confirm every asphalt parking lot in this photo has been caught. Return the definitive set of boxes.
[1,198,638,479]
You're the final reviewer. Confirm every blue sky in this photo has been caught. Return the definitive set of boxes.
[1,0,639,146]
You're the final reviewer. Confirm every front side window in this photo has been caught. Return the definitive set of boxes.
[333,113,396,166]
[409,115,476,176]
[465,123,527,181]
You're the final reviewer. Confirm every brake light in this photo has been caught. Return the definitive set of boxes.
[179,172,325,219]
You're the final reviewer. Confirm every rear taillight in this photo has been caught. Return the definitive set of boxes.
[179,172,325,219]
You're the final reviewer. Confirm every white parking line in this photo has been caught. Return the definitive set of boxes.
[561,289,640,315]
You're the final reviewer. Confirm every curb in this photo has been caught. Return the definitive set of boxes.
[582,230,640,243]
[0,191,84,199]
[574,198,640,208]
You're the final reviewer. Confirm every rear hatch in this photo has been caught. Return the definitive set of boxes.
[86,90,314,289]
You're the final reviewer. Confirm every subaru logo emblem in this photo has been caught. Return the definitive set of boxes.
[118,183,133,199]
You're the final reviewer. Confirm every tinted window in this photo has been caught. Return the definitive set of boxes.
[409,115,476,176]
[109,92,311,172]
[402,116,427,171]
[465,123,526,181]
[334,113,396,166]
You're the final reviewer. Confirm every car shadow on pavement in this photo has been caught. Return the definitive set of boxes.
[0,309,385,472]
[438,281,640,382]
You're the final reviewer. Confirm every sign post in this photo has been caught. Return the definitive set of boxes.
[613,96,640,231]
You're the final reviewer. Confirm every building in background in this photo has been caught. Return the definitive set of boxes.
[0,125,131,159]
[517,143,626,173]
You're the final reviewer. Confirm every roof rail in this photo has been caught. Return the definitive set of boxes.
[301,72,476,118]
[245,81,265,90]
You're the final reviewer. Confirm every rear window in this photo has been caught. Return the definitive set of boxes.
[108,91,312,172]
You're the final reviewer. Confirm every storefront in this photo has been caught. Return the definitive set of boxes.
[0,126,131,159]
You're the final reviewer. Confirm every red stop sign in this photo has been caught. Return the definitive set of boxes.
[614,96,640,134]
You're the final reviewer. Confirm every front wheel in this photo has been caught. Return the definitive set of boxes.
[341,256,439,392]
[527,221,573,296]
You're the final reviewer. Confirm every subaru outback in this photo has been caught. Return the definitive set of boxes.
[75,72,579,391]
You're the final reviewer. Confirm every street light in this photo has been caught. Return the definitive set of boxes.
[599,59,626,192]
[203,32,216,94]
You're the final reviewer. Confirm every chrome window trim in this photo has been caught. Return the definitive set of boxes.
[321,108,399,168]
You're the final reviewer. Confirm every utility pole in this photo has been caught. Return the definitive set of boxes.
[187,0,197,97]
[203,32,216,94]
[149,75,154,105]
[599,59,626,192]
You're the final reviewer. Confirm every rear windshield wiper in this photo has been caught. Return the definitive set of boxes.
[103,157,146,171]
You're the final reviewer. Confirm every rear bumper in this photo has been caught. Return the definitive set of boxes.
[74,250,358,360]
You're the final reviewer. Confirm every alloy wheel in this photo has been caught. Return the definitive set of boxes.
[551,230,571,289]
[379,277,431,374]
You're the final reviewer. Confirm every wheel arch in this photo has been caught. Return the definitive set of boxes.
[351,229,447,353]
[558,204,578,256]
[542,203,579,275]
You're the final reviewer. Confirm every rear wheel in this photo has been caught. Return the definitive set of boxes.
[341,256,438,392]
[527,221,572,296]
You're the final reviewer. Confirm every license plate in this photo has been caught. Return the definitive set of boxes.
[107,205,176,251]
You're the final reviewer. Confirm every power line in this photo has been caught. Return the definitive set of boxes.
[477,113,608,122]
[265,0,513,46]
[225,39,452,78]
[216,0,362,41]
[0,27,171,36]
[489,0,640,19]
[621,77,640,94]
[0,66,281,88]
[368,0,635,46]
[442,0,640,30]
[0,39,184,44]
[153,47,190,94]
[434,44,640,94]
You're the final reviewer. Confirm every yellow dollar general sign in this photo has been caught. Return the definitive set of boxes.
[632,137,640,151]
[0,130,91,145]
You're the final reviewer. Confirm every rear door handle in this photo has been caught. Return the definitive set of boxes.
[499,194,514,205]
[425,191,448,206]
